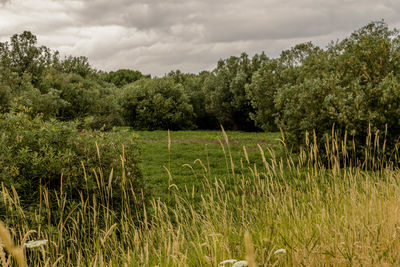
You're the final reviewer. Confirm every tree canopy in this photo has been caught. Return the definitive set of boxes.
[2,21,400,158]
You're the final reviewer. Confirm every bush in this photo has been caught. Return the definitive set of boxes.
[0,111,143,223]
[202,53,267,130]
[246,58,280,131]
[168,70,219,129]
[267,22,400,161]
[247,42,322,132]
[0,84,11,112]
[120,77,195,130]
[275,76,343,147]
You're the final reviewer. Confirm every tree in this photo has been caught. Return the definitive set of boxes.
[203,52,267,130]
[272,21,400,160]
[58,55,95,78]
[104,69,149,87]
[168,70,218,129]
[0,31,52,87]
[247,42,322,131]
[121,77,195,130]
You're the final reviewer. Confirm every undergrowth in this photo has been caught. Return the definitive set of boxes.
[1,127,400,266]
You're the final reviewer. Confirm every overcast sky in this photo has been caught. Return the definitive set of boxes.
[1,0,400,76]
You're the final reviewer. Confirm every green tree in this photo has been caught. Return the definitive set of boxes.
[104,69,149,87]
[203,52,267,130]
[273,21,400,159]
[121,77,195,130]
[247,42,322,131]
[0,31,52,87]
[168,70,218,129]
[58,55,95,78]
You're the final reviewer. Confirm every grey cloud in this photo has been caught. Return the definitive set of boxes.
[56,0,400,46]
[201,0,400,42]
[2,0,400,75]
[64,0,204,30]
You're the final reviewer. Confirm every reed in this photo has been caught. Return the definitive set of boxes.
[1,128,400,266]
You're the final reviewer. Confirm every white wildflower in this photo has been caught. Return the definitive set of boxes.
[274,248,287,255]
[232,260,248,267]
[24,240,48,249]
[219,259,238,265]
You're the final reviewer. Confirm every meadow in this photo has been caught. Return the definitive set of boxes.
[2,21,400,267]
[134,130,282,205]
[2,128,400,266]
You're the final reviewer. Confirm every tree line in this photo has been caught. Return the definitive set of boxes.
[1,21,400,153]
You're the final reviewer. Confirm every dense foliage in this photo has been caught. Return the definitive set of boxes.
[2,20,400,266]
[271,22,400,155]
[120,77,195,130]
[202,52,267,130]
[2,21,400,156]
[103,69,150,87]
[167,70,218,129]
[0,31,122,129]
[0,110,143,223]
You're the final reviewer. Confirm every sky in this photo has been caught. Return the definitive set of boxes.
[1,0,400,76]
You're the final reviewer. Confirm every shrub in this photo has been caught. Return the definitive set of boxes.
[120,77,195,130]
[203,53,267,131]
[0,84,11,112]
[270,21,400,162]
[39,70,123,128]
[168,70,219,129]
[246,58,280,131]
[0,110,143,223]
[247,42,322,132]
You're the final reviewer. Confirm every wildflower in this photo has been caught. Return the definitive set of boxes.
[274,248,287,255]
[219,259,238,265]
[24,240,48,249]
[232,261,248,267]
[219,259,248,266]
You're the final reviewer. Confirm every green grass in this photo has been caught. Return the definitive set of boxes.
[133,130,282,204]
[3,128,400,266]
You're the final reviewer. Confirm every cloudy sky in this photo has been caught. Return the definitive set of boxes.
[1,0,400,76]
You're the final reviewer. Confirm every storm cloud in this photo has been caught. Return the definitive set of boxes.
[1,0,400,75]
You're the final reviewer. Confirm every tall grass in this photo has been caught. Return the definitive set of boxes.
[1,129,400,266]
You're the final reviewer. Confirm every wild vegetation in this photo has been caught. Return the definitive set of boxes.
[1,129,400,266]
[2,22,400,152]
[1,20,400,266]
[0,110,144,226]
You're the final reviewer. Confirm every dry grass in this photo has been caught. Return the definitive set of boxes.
[1,128,400,266]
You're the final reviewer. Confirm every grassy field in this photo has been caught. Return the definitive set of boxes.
[2,129,400,266]
[134,130,282,204]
